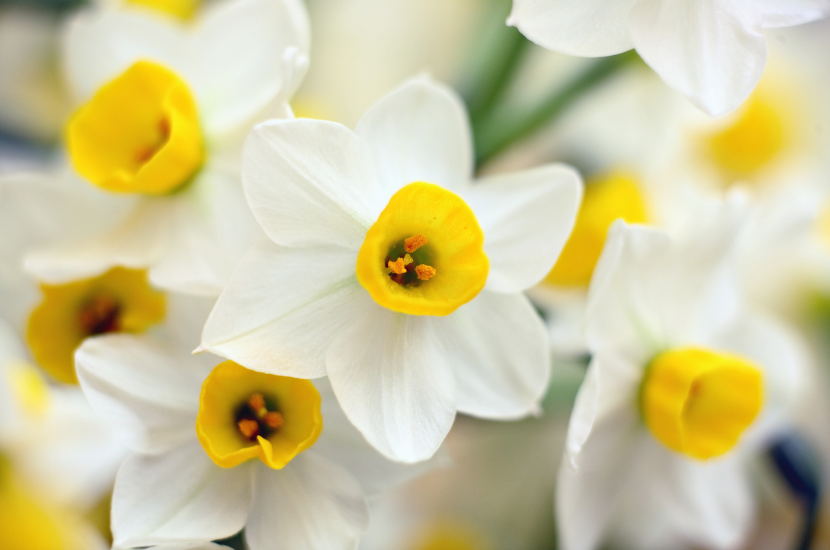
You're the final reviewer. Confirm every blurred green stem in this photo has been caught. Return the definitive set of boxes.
[474,51,639,167]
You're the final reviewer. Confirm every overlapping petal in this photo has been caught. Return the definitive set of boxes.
[325,296,457,463]
[112,441,252,548]
[246,456,369,550]
[466,164,582,293]
[355,77,473,196]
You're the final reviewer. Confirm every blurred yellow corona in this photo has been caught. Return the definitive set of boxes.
[26,267,166,384]
[546,173,647,287]
[66,61,204,195]
[127,0,198,20]
[640,348,762,460]
[414,521,493,550]
[6,360,50,417]
[196,361,323,469]
[357,182,488,316]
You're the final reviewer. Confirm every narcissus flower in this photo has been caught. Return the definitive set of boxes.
[200,78,582,462]
[76,330,435,549]
[508,0,830,116]
[556,198,807,550]
[20,0,309,295]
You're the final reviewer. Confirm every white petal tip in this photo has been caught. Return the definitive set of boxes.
[506,15,517,27]
[192,345,206,355]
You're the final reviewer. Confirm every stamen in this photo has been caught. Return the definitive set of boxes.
[388,258,408,275]
[405,234,428,253]
[78,294,121,336]
[415,264,437,281]
[263,412,284,429]
[249,393,267,416]
[403,254,414,266]
[238,419,260,439]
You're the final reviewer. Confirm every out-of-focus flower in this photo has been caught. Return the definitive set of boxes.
[0,318,124,549]
[508,0,830,116]
[557,197,809,550]
[200,77,582,463]
[15,0,308,296]
[75,328,434,549]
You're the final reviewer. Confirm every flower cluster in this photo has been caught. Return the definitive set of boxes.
[1,0,829,549]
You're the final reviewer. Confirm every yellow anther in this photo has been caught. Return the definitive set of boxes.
[388,258,408,275]
[640,347,762,460]
[416,264,437,281]
[263,412,284,429]
[237,419,260,440]
[405,234,428,253]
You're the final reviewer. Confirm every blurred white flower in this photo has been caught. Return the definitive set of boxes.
[557,197,809,550]
[508,0,830,116]
[75,329,434,550]
[15,0,308,296]
[200,77,582,463]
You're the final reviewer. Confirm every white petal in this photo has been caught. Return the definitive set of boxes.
[326,296,457,463]
[508,0,637,56]
[242,119,382,249]
[143,544,232,550]
[246,455,369,550]
[149,165,264,296]
[355,77,473,196]
[75,334,207,454]
[201,240,363,379]
[432,291,550,419]
[62,8,183,102]
[759,0,830,27]
[608,439,754,550]
[26,197,170,284]
[586,213,742,363]
[629,0,768,116]
[312,379,444,495]
[466,164,582,293]
[187,0,310,137]
[112,442,252,548]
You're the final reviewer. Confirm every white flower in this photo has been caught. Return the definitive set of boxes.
[17,0,309,295]
[556,198,808,550]
[199,77,582,462]
[76,329,435,550]
[508,0,830,116]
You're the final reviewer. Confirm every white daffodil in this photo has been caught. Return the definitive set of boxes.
[76,331,436,550]
[508,0,830,116]
[0,319,123,549]
[199,77,582,462]
[556,198,809,550]
[16,0,308,296]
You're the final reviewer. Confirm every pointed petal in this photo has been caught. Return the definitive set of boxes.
[246,456,369,550]
[201,240,363,379]
[187,0,310,137]
[149,165,264,296]
[326,296,456,462]
[466,164,582,293]
[112,442,252,548]
[242,119,382,249]
[759,0,830,27]
[433,291,550,419]
[355,77,473,195]
[75,334,207,454]
[508,0,637,56]
[629,0,767,116]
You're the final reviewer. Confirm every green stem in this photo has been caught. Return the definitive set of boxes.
[474,51,639,167]
[465,28,531,127]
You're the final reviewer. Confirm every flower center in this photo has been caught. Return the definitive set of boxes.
[640,347,763,460]
[356,182,489,316]
[127,0,198,19]
[196,361,322,470]
[707,92,786,178]
[26,267,166,384]
[66,60,204,195]
[546,172,647,288]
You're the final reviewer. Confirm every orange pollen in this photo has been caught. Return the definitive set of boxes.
[263,412,284,429]
[238,418,260,439]
[415,264,437,281]
[404,234,428,253]
[388,258,408,275]
[248,393,267,416]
